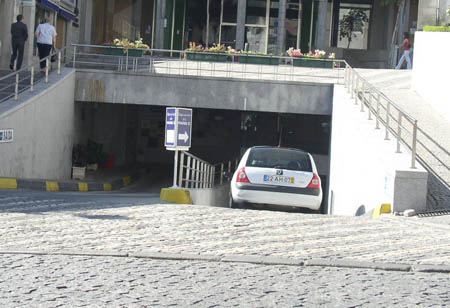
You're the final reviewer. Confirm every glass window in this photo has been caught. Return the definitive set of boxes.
[246,0,267,25]
[91,0,153,47]
[246,148,312,172]
[285,0,300,49]
[220,25,236,48]
[222,0,238,23]
[337,4,371,49]
[245,26,267,52]
[208,0,222,46]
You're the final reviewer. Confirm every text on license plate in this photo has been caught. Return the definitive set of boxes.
[264,175,294,184]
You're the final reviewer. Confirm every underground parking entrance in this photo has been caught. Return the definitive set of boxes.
[75,102,331,212]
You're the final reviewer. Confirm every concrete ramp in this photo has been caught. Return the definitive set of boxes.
[329,85,428,216]
[0,68,76,180]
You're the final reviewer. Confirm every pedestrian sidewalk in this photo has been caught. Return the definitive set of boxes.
[0,166,149,192]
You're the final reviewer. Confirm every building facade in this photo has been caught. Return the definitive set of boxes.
[0,0,79,69]
[81,0,421,68]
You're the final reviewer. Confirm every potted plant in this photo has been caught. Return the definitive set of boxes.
[287,48,335,68]
[184,42,229,62]
[103,38,150,57]
[235,50,279,65]
[72,144,87,180]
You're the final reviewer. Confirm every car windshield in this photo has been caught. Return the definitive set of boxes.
[245,148,312,172]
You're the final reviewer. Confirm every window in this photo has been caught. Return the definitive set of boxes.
[246,148,312,172]
[337,3,371,49]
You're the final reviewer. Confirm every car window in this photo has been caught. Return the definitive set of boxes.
[245,148,312,172]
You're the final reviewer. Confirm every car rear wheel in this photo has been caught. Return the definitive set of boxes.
[229,194,236,208]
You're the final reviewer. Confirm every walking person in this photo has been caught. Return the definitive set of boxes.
[395,33,412,70]
[10,14,28,70]
[35,18,57,71]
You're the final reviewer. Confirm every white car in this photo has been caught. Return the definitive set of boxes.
[230,146,322,210]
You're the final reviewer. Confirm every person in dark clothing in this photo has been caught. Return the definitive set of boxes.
[10,14,28,70]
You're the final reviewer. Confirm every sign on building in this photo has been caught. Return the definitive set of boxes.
[0,129,13,143]
[165,107,192,151]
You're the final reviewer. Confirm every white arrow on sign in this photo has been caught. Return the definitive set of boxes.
[178,131,189,143]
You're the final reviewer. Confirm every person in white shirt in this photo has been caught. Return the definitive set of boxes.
[35,18,57,70]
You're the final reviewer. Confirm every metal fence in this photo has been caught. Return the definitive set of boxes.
[177,151,239,188]
[0,46,70,103]
[71,44,346,85]
[344,66,450,189]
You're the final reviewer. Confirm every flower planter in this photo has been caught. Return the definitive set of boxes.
[238,55,279,65]
[102,48,143,57]
[72,166,86,180]
[186,53,228,62]
[292,57,333,68]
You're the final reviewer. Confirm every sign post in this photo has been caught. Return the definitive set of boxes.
[165,107,193,188]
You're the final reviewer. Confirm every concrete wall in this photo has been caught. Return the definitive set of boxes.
[75,71,334,115]
[188,185,230,207]
[412,32,450,120]
[328,85,427,216]
[0,70,76,180]
[418,0,450,29]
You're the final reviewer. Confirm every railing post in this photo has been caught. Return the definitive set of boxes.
[45,58,49,83]
[178,151,184,187]
[360,82,365,112]
[354,76,359,105]
[220,163,224,185]
[125,50,129,72]
[30,66,34,92]
[396,113,402,153]
[194,159,200,188]
[73,45,77,68]
[385,102,391,140]
[14,73,19,100]
[375,93,381,129]
[350,70,355,97]
[185,156,191,188]
[57,51,61,75]
[411,120,418,169]
[228,161,231,173]
[367,87,373,120]
[212,166,215,187]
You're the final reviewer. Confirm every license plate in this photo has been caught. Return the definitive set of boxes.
[264,175,294,184]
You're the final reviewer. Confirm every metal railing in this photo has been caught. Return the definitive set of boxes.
[177,151,216,188]
[177,151,239,188]
[344,65,450,189]
[0,46,71,103]
[71,44,346,85]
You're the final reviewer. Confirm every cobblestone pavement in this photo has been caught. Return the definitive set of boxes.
[2,190,450,266]
[2,253,450,308]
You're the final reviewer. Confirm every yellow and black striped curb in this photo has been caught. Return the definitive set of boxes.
[1,250,449,273]
[160,188,193,204]
[0,168,148,192]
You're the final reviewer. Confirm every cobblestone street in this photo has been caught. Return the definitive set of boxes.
[2,253,450,308]
[1,190,450,307]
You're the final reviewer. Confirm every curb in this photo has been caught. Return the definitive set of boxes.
[160,188,193,204]
[372,203,392,218]
[0,168,148,192]
[0,250,448,274]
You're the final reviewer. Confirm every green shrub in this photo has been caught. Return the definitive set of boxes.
[423,25,450,32]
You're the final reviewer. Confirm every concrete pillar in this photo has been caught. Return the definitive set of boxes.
[417,0,438,30]
[315,0,328,50]
[79,0,93,44]
[236,0,247,50]
[276,0,286,56]
[0,0,18,69]
[155,0,166,49]
[21,1,36,69]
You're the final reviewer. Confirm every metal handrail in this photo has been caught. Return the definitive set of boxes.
[70,43,345,84]
[0,45,72,103]
[345,63,450,190]
[178,151,215,189]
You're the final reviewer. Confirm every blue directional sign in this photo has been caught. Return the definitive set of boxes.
[165,107,192,150]
[0,129,13,143]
